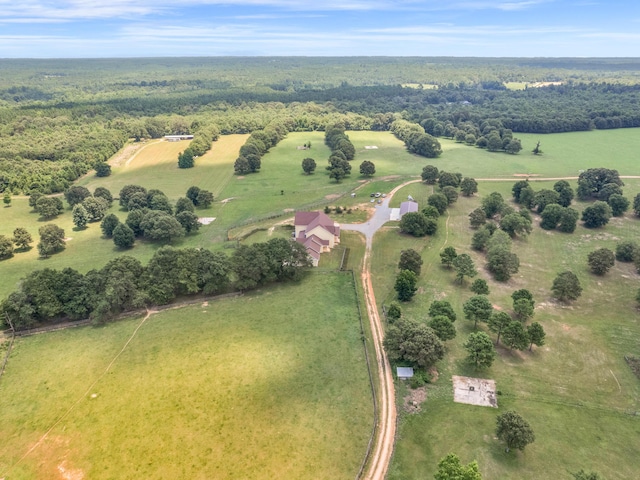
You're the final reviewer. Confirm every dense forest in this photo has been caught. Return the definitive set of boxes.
[2,57,640,194]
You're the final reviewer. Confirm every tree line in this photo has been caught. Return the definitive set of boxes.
[1,238,311,331]
[324,124,356,182]
[233,120,291,175]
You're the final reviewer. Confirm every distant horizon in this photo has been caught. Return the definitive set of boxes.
[1,55,639,61]
[1,1,639,58]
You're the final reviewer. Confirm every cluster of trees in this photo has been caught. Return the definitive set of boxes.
[511,180,580,232]
[462,289,545,371]
[0,227,33,260]
[421,118,522,154]
[324,124,356,183]
[470,223,520,282]
[390,119,442,158]
[100,185,213,248]
[234,122,290,174]
[513,172,628,232]
[400,168,478,238]
[423,166,478,197]
[399,210,438,237]
[386,251,460,377]
[27,186,113,225]
[576,168,624,201]
[1,238,311,330]
[394,248,423,302]
[440,247,478,284]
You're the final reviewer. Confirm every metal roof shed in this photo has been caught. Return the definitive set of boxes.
[397,367,414,380]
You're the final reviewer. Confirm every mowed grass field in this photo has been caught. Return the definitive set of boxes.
[0,130,423,299]
[0,272,372,480]
[2,128,640,479]
[373,179,640,479]
[432,128,640,179]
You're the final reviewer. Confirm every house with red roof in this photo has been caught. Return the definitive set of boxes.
[294,211,341,266]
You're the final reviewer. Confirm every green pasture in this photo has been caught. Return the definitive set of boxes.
[78,135,249,201]
[3,127,640,307]
[433,128,640,179]
[372,180,640,479]
[3,127,640,479]
[0,272,372,480]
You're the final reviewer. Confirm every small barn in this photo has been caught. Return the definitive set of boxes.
[397,367,414,380]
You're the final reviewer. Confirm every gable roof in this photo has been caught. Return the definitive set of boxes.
[400,201,418,216]
[295,210,334,228]
[295,210,339,236]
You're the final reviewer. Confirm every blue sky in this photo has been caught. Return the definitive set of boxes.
[0,1,638,58]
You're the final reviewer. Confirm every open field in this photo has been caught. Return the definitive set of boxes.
[4,129,639,301]
[3,128,640,479]
[0,272,372,480]
[374,179,640,479]
[433,128,640,179]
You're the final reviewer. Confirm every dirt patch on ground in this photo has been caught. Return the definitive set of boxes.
[220,198,235,203]
[236,176,245,180]
[580,232,620,242]
[452,375,497,408]
[562,324,571,331]
[58,461,84,480]
[110,142,148,167]
[513,173,540,177]
[283,208,295,213]
[403,386,427,413]
[198,217,216,225]
[325,193,341,200]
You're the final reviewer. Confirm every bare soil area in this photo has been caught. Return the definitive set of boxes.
[403,387,427,414]
[452,375,497,408]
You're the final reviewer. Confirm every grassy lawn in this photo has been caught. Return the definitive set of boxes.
[0,272,372,480]
[427,127,640,179]
[375,179,640,479]
[3,128,640,479]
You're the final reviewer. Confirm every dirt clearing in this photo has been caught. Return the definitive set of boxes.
[452,375,497,408]
[403,387,427,413]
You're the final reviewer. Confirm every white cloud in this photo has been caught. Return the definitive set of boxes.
[0,0,553,23]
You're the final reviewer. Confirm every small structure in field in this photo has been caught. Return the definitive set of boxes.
[294,211,341,267]
[452,375,497,408]
[165,134,194,142]
[399,201,418,217]
[397,367,414,380]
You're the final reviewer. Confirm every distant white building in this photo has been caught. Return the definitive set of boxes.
[164,134,194,142]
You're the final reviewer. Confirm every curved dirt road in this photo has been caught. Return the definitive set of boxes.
[342,179,420,480]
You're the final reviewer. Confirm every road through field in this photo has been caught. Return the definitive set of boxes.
[345,173,640,479]
[342,179,420,480]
